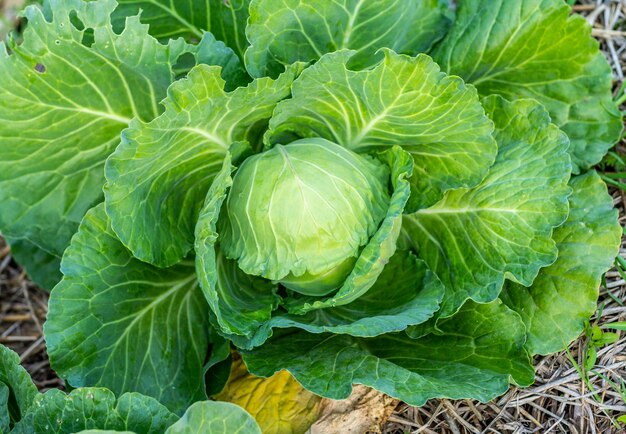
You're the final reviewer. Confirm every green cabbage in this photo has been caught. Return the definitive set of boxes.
[0,0,622,423]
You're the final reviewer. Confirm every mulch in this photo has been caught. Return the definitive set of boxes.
[0,238,62,392]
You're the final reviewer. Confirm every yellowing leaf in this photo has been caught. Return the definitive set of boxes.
[215,358,321,434]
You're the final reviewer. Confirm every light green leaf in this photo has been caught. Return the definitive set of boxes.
[44,204,214,414]
[245,0,453,78]
[105,64,301,267]
[0,0,192,257]
[433,0,623,172]
[0,345,38,431]
[110,0,251,59]
[602,322,626,331]
[197,148,423,349]
[12,388,177,434]
[75,431,135,434]
[501,171,622,355]
[243,300,534,406]
[220,139,390,286]
[283,146,412,314]
[267,50,497,211]
[195,152,281,340]
[164,401,261,434]
[7,237,61,291]
[403,96,571,317]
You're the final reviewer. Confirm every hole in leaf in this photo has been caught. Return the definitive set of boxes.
[34,63,46,73]
[15,16,28,35]
[69,10,85,31]
[172,52,197,79]
[345,51,383,72]
[81,29,95,47]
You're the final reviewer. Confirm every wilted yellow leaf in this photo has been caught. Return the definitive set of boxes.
[215,357,321,434]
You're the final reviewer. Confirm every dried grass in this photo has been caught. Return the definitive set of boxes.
[0,238,63,392]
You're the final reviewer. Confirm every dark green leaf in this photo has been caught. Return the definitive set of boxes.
[0,345,38,430]
[45,205,212,414]
[243,300,533,406]
[7,238,61,291]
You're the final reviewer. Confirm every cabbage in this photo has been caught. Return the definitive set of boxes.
[0,0,621,422]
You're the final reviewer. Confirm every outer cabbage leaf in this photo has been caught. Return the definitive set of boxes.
[44,204,217,415]
[227,249,444,350]
[501,171,622,355]
[110,0,251,59]
[267,50,497,211]
[242,300,534,406]
[403,96,571,317]
[105,64,301,267]
[7,237,61,291]
[12,388,177,434]
[0,0,194,257]
[245,0,453,78]
[215,358,321,434]
[433,0,623,172]
[0,345,38,431]
[164,401,261,434]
